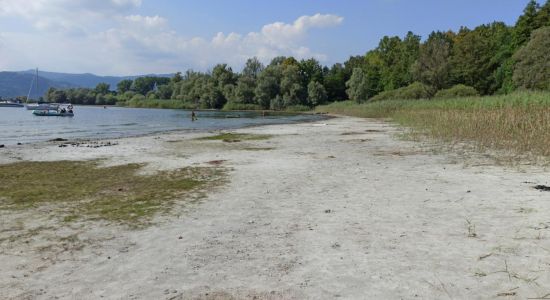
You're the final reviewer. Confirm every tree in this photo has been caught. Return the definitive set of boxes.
[255,66,281,109]
[117,79,133,94]
[307,81,328,106]
[324,63,347,101]
[451,22,513,94]
[412,31,453,90]
[95,82,110,95]
[299,58,324,86]
[280,65,306,107]
[156,84,173,99]
[513,0,540,47]
[211,64,236,88]
[513,26,550,90]
[346,68,369,102]
[234,76,256,104]
[171,72,183,83]
[132,76,170,95]
[242,57,264,79]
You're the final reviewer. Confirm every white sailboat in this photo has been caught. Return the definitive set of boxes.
[25,68,59,110]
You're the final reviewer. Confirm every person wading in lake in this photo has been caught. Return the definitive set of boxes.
[191,111,197,122]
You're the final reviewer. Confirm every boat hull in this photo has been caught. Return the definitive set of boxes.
[0,102,24,107]
[32,110,74,117]
[26,103,59,110]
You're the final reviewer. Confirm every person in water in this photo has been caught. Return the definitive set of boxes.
[191,111,197,121]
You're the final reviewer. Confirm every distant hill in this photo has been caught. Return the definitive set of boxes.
[0,70,174,98]
[0,72,75,98]
[19,70,173,90]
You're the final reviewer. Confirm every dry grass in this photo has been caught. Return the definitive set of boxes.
[316,91,550,159]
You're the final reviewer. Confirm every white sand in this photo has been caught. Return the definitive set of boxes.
[1,116,550,299]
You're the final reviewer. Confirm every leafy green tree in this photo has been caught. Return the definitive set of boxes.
[132,76,170,95]
[280,65,306,107]
[299,58,324,86]
[513,0,540,47]
[513,26,550,90]
[307,81,328,106]
[242,57,264,78]
[156,84,173,99]
[200,81,225,109]
[211,64,236,88]
[346,68,369,102]
[171,72,183,83]
[255,66,281,109]
[535,1,550,28]
[412,31,453,90]
[117,79,133,94]
[363,51,384,98]
[451,22,513,94]
[323,63,347,101]
[234,76,256,104]
[94,82,110,95]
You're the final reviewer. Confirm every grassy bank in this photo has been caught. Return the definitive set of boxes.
[316,91,550,157]
[0,161,224,227]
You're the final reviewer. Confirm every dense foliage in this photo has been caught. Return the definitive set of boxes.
[44,1,550,108]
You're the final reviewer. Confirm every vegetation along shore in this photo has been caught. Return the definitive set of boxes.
[38,1,550,159]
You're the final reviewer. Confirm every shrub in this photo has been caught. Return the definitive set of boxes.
[370,82,432,102]
[285,105,311,112]
[435,84,479,99]
[222,102,263,111]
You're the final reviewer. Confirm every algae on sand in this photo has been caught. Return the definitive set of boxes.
[197,132,272,143]
[0,160,225,226]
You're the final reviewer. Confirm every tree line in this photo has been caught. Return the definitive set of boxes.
[46,0,550,108]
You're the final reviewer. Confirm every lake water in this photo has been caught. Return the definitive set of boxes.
[0,106,325,145]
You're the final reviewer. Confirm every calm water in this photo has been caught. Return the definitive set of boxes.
[0,106,325,145]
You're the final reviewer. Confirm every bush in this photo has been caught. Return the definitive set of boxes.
[370,82,432,102]
[285,105,311,112]
[435,84,479,99]
[222,102,263,111]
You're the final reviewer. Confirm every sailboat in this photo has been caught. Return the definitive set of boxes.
[25,68,59,110]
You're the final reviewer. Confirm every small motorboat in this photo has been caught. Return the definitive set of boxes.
[32,104,74,117]
[26,103,60,110]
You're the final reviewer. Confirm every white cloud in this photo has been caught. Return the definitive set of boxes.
[0,1,343,75]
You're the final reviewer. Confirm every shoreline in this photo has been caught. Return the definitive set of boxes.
[2,116,550,299]
[0,107,329,147]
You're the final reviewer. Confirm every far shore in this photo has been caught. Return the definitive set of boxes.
[1,116,550,299]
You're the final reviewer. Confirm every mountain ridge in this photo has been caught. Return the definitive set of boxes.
[0,70,173,98]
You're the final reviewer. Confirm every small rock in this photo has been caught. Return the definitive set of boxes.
[107,256,111,259]
[0,144,4,148]
[324,209,332,213]
[17,142,22,145]
[178,236,182,240]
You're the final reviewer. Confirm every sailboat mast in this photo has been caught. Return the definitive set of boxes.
[35,68,38,100]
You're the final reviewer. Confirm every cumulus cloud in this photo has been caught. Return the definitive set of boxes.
[0,0,343,75]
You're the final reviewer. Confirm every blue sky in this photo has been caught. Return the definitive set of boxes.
[0,0,529,75]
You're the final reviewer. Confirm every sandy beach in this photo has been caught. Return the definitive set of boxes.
[1,116,550,299]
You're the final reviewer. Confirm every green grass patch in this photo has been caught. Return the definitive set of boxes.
[197,132,272,143]
[0,160,224,226]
